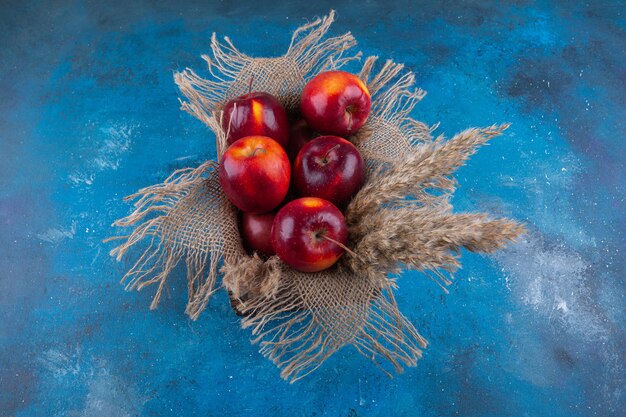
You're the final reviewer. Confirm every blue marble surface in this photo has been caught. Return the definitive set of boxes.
[1,1,624,416]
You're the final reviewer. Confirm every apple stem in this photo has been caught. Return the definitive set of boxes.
[322,144,341,163]
[248,76,254,94]
[320,235,362,261]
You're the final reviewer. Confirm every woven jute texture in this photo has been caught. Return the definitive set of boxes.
[108,11,525,382]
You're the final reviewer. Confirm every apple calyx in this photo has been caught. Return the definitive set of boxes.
[345,104,358,131]
[250,147,267,157]
[312,227,328,240]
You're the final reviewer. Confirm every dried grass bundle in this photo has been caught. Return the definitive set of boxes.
[108,11,524,382]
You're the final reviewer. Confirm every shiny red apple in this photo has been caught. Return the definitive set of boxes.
[293,135,365,208]
[286,119,316,162]
[300,70,371,136]
[222,92,289,147]
[219,136,290,214]
[271,197,347,272]
[241,212,276,256]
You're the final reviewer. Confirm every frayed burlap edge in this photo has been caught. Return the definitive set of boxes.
[107,10,525,382]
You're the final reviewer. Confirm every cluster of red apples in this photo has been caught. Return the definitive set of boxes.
[219,71,371,272]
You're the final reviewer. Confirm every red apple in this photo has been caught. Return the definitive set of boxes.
[300,70,371,136]
[241,212,276,256]
[222,92,289,147]
[271,197,347,272]
[293,135,365,208]
[286,119,316,162]
[219,136,290,214]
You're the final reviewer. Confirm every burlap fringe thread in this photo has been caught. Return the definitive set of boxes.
[108,11,525,382]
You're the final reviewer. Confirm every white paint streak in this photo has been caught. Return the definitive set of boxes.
[36,221,77,244]
[91,126,132,170]
[495,233,608,341]
[38,346,81,379]
[174,154,198,162]
[68,172,95,186]
[68,123,135,188]
[79,368,147,417]
[39,346,148,417]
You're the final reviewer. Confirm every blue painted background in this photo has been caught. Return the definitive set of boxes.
[1,1,624,416]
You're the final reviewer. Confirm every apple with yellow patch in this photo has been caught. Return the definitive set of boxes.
[300,71,371,137]
[219,136,290,214]
[222,92,290,147]
[271,197,347,272]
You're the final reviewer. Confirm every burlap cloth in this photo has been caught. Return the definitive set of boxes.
[108,11,524,382]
